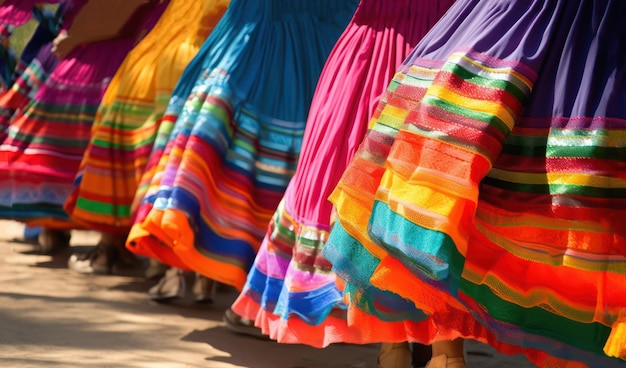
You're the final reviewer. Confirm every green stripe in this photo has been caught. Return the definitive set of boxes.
[463,280,610,356]
[422,95,511,136]
[275,215,297,243]
[0,204,68,220]
[9,131,89,147]
[386,79,402,94]
[501,134,548,157]
[504,143,623,160]
[482,176,626,197]
[443,62,528,104]
[371,202,612,357]
[547,144,621,160]
[99,105,156,125]
[503,132,622,159]
[30,101,99,115]
[232,137,255,154]
[92,133,157,150]
[200,99,230,123]
[297,236,324,248]
[76,197,130,217]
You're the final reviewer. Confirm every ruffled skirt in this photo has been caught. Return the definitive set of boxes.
[325,0,626,366]
[126,0,358,288]
[0,1,169,226]
[0,2,67,138]
[64,0,230,234]
[230,0,456,348]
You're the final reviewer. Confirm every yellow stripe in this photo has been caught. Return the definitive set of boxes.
[375,105,411,129]
[488,168,626,188]
[427,84,516,130]
[452,52,533,92]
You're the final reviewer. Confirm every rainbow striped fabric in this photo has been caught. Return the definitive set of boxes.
[325,0,626,366]
[0,43,61,140]
[0,0,169,226]
[230,0,456,347]
[126,0,359,290]
[64,0,230,234]
[0,2,67,140]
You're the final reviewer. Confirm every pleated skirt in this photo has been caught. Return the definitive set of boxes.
[0,1,169,226]
[126,0,359,288]
[230,0,456,348]
[325,0,626,366]
[0,2,66,139]
[64,0,230,234]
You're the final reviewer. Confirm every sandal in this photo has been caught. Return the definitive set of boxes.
[192,273,215,304]
[67,242,115,275]
[68,233,142,275]
[223,308,268,340]
[148,267,185,302]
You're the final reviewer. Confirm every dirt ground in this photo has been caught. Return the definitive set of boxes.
[0,220,535,368]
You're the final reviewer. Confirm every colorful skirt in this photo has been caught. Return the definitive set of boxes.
[230,0,456,348]
[325,0,626,366]
[0,3,66,137]
[63,0,230,234]
[0,1,169,227]
[0,0,50,27]
[126,0,359,287]
[0,42,65,139]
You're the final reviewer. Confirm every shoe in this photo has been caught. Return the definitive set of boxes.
[67,243,114,275]
[148,267,185,302]
[38,228,71,254]
[192,273,215,304]
[144,258,168,280]
[223,308,268,340]
[68,233,143,275]
[424,354,465,368]
[378,342,411,368]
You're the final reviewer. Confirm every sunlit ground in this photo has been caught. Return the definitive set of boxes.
[0,221,534,368]
[0,221,382,368]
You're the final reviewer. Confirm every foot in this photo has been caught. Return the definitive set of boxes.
[223,308,268,340]
[192,273,215,304]
[144,258,168,280]
[148,267,185,302]
[67,244,112,275]
[424,354,465,368]
[68,234,142,275]
[38,228,71,254]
